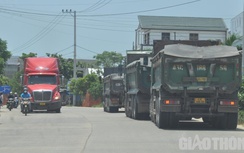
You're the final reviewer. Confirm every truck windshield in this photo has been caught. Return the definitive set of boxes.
[28,75,57,85]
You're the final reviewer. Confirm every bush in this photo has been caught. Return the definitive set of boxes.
[238,78,244,110]
[238,111,244,124]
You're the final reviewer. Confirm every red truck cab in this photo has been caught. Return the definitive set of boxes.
[21,57,62,113]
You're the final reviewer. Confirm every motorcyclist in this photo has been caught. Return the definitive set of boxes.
[8,92,14,99]
[20,88,31,112]
[7,92,14,110]
[14,92,19,108]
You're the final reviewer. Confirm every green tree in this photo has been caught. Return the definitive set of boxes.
[0,75,9,85]
[0,38,11,74]
[94,51,123,67]
[19,52,37,61]
[238,78,244,110]
[8,71,22,94]
[68,73,102,100]
[88,81,102,100]
[225,34,242,50]
[46,53,73,80]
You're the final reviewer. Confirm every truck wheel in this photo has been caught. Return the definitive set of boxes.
[212,116,227,129]
[226,113,238,130]
[125,96,131,117]
[155,97,163,128]
[56,108,61,113]
[103,98,107,112]
[132,96,139,119]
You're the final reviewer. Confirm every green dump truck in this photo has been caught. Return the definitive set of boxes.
[103,73,124,112]
[125,56,151,119]
[150,44,242,129]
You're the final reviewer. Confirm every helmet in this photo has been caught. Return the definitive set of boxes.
[10,91,13,95]
[24,88,28,93]
[14,92,17,95]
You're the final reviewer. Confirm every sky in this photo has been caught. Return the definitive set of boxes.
[0,0,243,60]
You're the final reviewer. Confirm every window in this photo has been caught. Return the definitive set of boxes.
[144,33,150,45]
[189,33,199,41]
[162,33,170,40]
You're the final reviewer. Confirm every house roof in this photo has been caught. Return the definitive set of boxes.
[138,15,227,31]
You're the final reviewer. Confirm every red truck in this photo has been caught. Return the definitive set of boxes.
[21,57,63,113]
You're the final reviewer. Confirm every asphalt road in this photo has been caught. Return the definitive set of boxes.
[0,106,244,153]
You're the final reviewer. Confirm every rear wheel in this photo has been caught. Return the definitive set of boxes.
[56,108,61,113]
[226,113,238,130]
[155,97,163,128]
[125,95,131,117]
[132,96,139,119]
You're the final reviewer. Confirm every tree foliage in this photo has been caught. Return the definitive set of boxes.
[69,73,102,100]
[19,52,37,61]
[8,71,22,94]
[88,81,102,100]
[46,53,73,80]
[238,78,244,110]
[0,38,11,75]
[224,34,242,50]
[0,75,9,85]
[94,51,123,67]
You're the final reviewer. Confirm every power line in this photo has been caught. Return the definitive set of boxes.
[54,45,74,54]
[77,45,99,54]
[79,0,112,13]
[12,13,65,52]
[0,6,60,16]
[77,0,201,17]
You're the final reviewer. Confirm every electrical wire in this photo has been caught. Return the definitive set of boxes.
[11,13,65,52]
[77,0,201,17]
[77,45,99,54]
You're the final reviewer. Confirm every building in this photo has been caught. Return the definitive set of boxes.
[231,12,243,48]
[4,56,21,79]
[231,12,243,36]
[135,15,228,50]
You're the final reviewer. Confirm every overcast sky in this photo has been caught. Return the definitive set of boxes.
[0,0,243,59]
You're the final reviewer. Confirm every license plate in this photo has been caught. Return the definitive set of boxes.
[194,98,206,104]
[40,103,46,106]
[196,77,207,82]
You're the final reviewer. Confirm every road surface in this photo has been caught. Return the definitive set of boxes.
[0,106,244,153]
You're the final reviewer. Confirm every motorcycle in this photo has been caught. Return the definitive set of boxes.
[7,98,14,111]
[22,98,30,116]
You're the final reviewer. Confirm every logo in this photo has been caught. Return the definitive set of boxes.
[179,135,244,151]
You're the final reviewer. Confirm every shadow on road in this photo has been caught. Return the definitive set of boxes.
[168,119,244,131]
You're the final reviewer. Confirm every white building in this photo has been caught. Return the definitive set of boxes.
[231,12,243,48]
[231,12,243,36]
[135,15,228,50]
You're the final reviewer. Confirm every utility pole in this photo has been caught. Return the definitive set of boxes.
[62,9,77,106]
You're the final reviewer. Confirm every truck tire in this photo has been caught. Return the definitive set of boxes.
[212,116,226,129]
[132,96,139,119]
[56,108,61,113]
[125,95,132,118]
[155,97,163,128]
[226,113,238,130]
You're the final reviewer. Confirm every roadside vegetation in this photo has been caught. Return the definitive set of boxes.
[238,78,244,125]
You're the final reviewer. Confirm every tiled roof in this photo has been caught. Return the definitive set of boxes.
[138,15,227,31]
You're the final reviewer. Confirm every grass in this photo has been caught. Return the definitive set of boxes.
[92,102,103,108]
[238,110,244,125]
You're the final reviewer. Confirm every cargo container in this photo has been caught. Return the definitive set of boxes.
[103,73,124,112]
[150,44,242,129]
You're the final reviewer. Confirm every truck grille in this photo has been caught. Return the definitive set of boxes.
[33,90,52,102]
